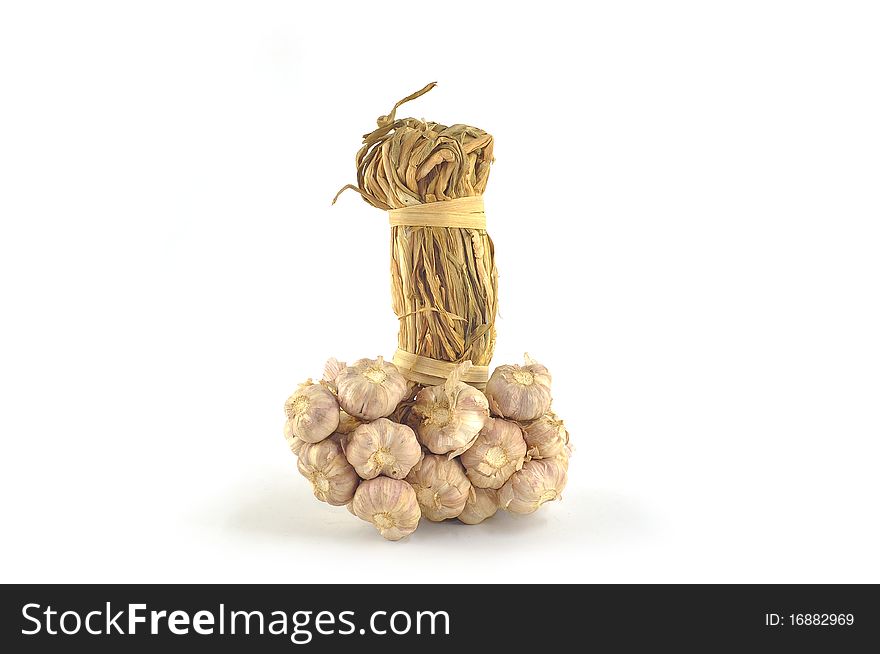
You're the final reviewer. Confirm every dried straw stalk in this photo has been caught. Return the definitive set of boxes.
[334,83,498,376]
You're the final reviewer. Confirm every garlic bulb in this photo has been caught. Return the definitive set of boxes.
[498,458,568,515]
[296,439,359,506]
[458,487,499,525]
[345,418,422,480]
[336,409,363,435]
[410,362,490,456]
[336,356,409,420]
[283,421,305,456]
[485,353,552,421]
[460,418,527,489]
[521,411,569,459]
[351,476,421,541]
[405,454,472,521]
[284,381,340,443]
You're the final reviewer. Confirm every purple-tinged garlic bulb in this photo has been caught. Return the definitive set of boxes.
[460,418,527,489]
[521,412,569,459]
[485,353,552,421]
[336,356,409,420]
[345,418,422,480]
[410,362,489,456]
[405,454,472,521]
[498,458,568,515]
[351,477,421,541]
[297,439,359,506]
[284,381,340,443]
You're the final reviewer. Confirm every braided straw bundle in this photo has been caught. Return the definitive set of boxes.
[334,83,498,387]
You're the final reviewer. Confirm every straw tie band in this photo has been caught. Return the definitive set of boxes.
[388,196,486,230]
[392,349,489,389]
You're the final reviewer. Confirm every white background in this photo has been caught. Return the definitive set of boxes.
[1,1,878,583]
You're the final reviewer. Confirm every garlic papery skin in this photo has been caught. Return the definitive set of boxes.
[410,363,490,456]
[336,409,364,435]
[328,431,351,451]
[405,454,472,521]
[485,353,552,421]
[297,439,359,506]
[336,356,409,420]
[345,418,422,480]
[498,458,568,515]
[458,487,499,525]
[351,476,421,541]
[283,421,305,456]
[460,418,527,489]
[521,412,569,459]
[554,442,574,465]
[284,381,340,443]
[321,357,347,394]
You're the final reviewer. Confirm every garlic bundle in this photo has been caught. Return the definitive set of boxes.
[485,353,552,421]
[282,351,571,539]
[498,458,568,515]
[284,381,340,443]
[521,412,569,459]
[296,439,359,506]
[283,421,305,456]
[410,362,489,456]
[335,357,410,420]
[460,418,527,489]
[345,418,422,480]
[405,454,472,521]
[458,487,499,525]
[351,477,421,541]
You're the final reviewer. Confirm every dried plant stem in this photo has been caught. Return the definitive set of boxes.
[336,83,498,377]
[391,225,496,366]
